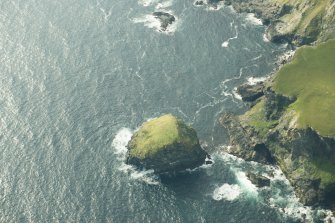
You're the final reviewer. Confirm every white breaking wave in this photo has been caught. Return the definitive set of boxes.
[216,151,335,222]
[235,170,258,195]
[232,87,242,100]
[111,128,132,159]
[245,13,263,26]
[112,128,160,185]
[263,33,270,42]
[213,184,241,201]
[247,76,268,85]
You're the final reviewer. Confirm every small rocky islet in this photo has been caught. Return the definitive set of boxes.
[126,114,209,174]
[152,11,175,32]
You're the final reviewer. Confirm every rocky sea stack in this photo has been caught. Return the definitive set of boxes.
[126,114,208,174]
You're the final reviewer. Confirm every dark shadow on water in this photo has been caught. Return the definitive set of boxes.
[158,167,214,198]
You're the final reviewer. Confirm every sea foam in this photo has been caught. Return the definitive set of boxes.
[245,13,263,26]
[112,128,160,185]
[213,184,241,201]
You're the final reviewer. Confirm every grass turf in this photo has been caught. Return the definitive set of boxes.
[273,39,335,137]
[129,114,198,159]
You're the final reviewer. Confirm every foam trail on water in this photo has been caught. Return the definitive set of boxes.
[222,25,238,48]
[112,128,160,185]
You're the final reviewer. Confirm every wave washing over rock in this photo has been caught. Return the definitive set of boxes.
[215,151,335,222]
[134,0,179,34]
[112,128,160,185]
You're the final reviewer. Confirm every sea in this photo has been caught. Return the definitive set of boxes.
[0,0,333,222]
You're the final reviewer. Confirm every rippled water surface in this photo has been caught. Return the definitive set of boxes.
[1,0,319,222]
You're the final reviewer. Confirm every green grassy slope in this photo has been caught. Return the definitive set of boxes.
[129,114,198,159]
[273,39,335,137]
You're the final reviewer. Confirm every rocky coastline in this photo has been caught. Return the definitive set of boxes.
[200,0,335,45]
[212,0,335,208]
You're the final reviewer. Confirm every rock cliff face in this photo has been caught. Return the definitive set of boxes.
[221,84,335,207]
[127,114,208,174]
[223,0,335,45]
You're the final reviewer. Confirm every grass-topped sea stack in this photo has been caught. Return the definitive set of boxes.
[126,114,208,174]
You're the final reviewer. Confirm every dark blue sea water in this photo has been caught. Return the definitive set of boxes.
[1,0,331,222]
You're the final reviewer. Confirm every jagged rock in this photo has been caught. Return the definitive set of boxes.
[246,172,270,187]
[219,113,275,164]
[153,12,175,31]
[237,82,264,102]
[126,114,208,174]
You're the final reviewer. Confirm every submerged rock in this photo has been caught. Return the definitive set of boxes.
[126,114,208,174]
[153,12,175,31]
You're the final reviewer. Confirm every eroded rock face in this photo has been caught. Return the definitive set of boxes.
[237,82,264,102]
[220,113,275,165]
[126,114,208,174]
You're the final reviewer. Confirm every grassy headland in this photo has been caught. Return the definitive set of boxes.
[273,39,335,137]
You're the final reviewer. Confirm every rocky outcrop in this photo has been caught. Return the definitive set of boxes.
[220,113,275,165]
[236,82,264,102]
[126,114,208,174]
[153,12,175,31]
[246,172,271,188]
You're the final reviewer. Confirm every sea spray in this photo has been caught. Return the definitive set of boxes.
[112,128,160,185]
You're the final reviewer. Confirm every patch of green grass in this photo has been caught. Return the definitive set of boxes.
[129,114,198,159]
[274,39,335,137]
[311,156,335,186]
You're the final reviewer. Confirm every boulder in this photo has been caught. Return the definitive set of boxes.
[126,114,208,174]
[246,172,271,188]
